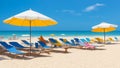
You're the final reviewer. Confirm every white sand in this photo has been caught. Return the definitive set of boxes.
[0,36,120,68]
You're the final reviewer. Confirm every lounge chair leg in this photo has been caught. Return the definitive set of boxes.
[79,46,81,49]
[43,49,48,54]
[28,52,31,56]
[15,55,17,59]
[48,52,50,54]
[39,51,42,55]
[0,50,6,55]
[84,47,87,50]
[65,48,68,53]
[45,51,50,55]
[43,49,50,55]
[23,55,25,58]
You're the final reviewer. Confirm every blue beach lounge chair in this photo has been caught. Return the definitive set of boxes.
[85,38,97,43]
[0,41,25,58]
[73,38,85,48]
[59,38,77,47]
[35,42,50,54]
[85,38,91,43]
[74,38,95,49]
[9,41,46,55]
[49,38,63,47]
[80,39,88,43]
[71,40,77,45]
[37,41,51,49]
[21,40,33,46]
[74,38,80,44]
[49,38,69,53]
[80,39,96,49]
[114,37,119,42]
[9,42,26,49]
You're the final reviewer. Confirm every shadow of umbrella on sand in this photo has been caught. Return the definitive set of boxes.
[3,9,57,55]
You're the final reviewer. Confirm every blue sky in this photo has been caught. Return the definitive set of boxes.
[0,0,120,31]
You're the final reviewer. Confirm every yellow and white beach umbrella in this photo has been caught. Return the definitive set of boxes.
[92,22,118,44]
[3,9,57,54]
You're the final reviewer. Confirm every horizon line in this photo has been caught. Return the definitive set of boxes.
[0,30,91,31]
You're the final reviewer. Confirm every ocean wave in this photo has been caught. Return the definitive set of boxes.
[21,34,30,37]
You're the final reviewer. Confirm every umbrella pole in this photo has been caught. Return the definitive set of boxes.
[104,28,106,44]
[30,20,32,55]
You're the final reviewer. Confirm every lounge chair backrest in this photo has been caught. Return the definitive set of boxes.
[60,38,72,45]
[74,39,85,46]
[49,38,57,43]
[22,40,29,44]
[59,38,68,43]
[115,37,118,39]
[9,42,24,48]
[38,41,47,47]
[71,40,75,45]
[38,36,47,43]
[0,42,12,48]
[74,38,80,43]
[49,38,62,46]
[63,39,68,42]
[114,37,118,41]
[7,47,24,54]
[86,38,91,42]
[21,40,32,46]
[74,38,85,45]
[59,38,63,41]
[108,38,114,41]
[0,42,24,54]
[95,38,104,42]
[59,38,67,42]
[80,39,88,43]
[35,43,39,48]
[64,39,71,44]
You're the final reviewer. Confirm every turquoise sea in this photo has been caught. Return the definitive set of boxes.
[0,31,120,38]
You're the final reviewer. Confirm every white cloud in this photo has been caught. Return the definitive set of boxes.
[59,10,81,16]
[84,3,104,12]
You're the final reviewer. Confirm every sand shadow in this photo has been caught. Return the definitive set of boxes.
[105,43,120,45]
[0,53,32,60]
[0,52,51,60]
[0,47,51,60]
[51,50,71,54]
[0,57,8,60]
[93,48,106,50]
[80,48,106,51]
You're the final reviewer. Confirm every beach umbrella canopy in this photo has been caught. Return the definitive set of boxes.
[92,22,118,44]
[3,9,57,54]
